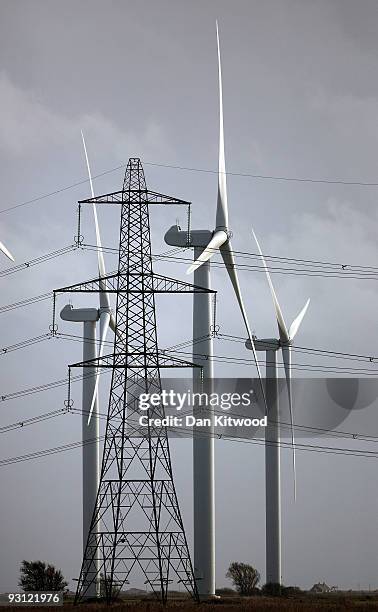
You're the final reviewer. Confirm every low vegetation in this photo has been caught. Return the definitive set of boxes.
[226,562,260,595]
[10,559,377,610]
[19,560,68,592]
[14,593,378,611]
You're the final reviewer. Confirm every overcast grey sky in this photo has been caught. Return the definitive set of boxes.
[1,0,378,593]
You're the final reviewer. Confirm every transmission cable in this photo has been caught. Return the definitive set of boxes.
[83,243,378,276]
[3,396,378,448]
[0,245,77,278]
[2,424,378,468]
[0,292,52,314]
[4,159,378,215]
[167,349,378,376]
[0,246,186,315]
[153,253,378,281]
[217,333,378,364]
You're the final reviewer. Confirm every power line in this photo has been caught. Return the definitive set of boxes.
[167,349,378,376]
[0,434,106,467]
[0,292,52,314]
[2,418,378,469]
[0,245,77,278]
[0,164,126,215]
[0,246,185,315]
[0,369,110,403]
[218,333,378,364]
[3,388,378,462]
[55,331,199,353]
[4,159,378,216]
[0,408,69,433]
[0,237,374,292]
[173,427,378,459]
[56,331,378,365]
[83,243,378,276]
[83,246,378,281]
[1,321,377,394]
[288,345,376,365]
[0,333,52,355]
[0,244,182,282]
[0,335,206,403]
[60,406,378,444]
[1,328,377,387]
[5,400,378,444]
[143,161,378,188]
[84,244,378,281]
[231,250,378,273]
[1,346,376,406]
[2,363,378,464]
[0,256,372,319]
[154,253,378,281]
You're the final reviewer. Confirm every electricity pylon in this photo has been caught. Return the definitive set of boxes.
[54,158,215,603]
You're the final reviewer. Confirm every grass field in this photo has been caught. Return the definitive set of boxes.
[4,594,378,612]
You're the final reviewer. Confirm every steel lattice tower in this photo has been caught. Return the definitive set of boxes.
[54,159,214,603]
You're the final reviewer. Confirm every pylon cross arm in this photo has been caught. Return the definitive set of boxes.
[54,272,119,295]
[54,272,215,295]
[78,189,191,207]
[69,351,203,370]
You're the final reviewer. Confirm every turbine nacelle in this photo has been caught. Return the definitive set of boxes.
[245,312,308,352]
[164,225,212,249]
[245,337,279,352]
[60,304,99,323]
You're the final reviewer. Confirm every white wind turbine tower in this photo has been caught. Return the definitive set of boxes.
[60,132,116,598]
[246,228,309,585]
[165,21,263,597]
[0,240,14,261]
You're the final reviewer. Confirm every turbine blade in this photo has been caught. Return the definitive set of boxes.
[282,344,297,500]
[187,23,229,276]
[87,311,110,425]
[0,240,14,262]
[109,311,117,334]
[220,239,267,411]
[109,310,123,343]
[186,230,228,274]
[215,20,228,232]
[252,228,290,342]
[288,298,310,340]
[81,130,110,312]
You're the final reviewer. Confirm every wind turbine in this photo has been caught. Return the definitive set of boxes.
[186,24,262,379]
[60,132,116,598]
[0,240,14,261]
[164,21,263,597]
[245,228,309,585]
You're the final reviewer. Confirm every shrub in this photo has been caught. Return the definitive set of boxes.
[226,562,260,595]
[19,561,68,592]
